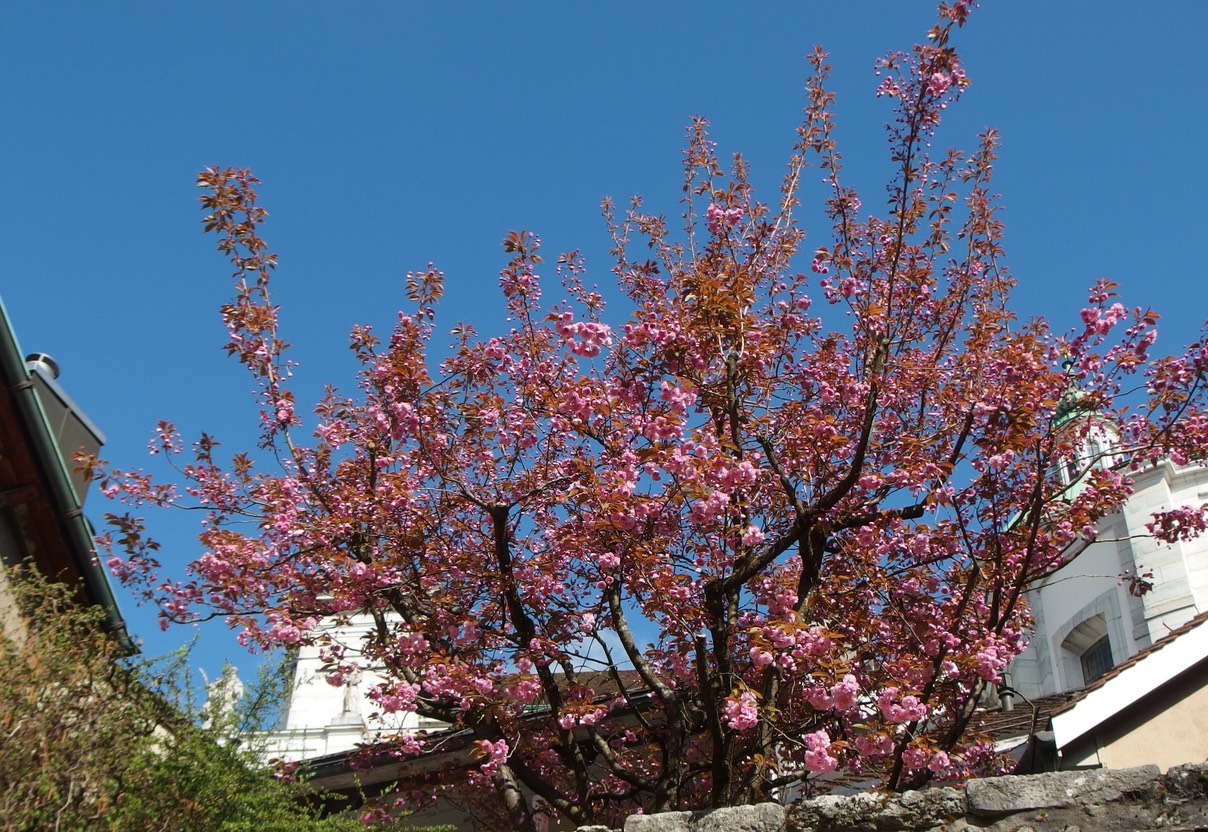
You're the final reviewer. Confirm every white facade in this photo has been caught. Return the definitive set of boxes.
[258,612,444,761]
[1012,458,1208,699]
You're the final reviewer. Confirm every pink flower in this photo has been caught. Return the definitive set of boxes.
[876,76,903,99]
[659,381,696,412]
[902,746,928,771]
[926,71,951,96]
[374,681,420,713]
[974,644,1008,681]
[477,738,509,775]
[706,202,745,235]
[804,686,834,710]
[927,751,952,773]
[554,311,613,358]
[855,733,894,757]
[831,674,860,711]
[1147,505,1208,543]
[749,647,774,667]
[878,689,927,723]
[811,247,830,274]
[803,729,839,772]
[722,690,760,731]
[503,677,542,704]
[267,622,303,647]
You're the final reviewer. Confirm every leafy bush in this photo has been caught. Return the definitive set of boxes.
[0,567,377,832]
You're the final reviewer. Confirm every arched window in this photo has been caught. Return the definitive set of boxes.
[1061,614,1114,686]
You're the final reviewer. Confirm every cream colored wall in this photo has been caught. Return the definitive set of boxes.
[1064,664,1208,770]
[0,511,30,646]
[1100,676,1208,770]
[0,565,28,645]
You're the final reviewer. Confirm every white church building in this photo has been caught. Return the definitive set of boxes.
[1009,387,1208,701]
[1010,456,1208,699]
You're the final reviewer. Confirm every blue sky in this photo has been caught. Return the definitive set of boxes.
[2,2,1205,680]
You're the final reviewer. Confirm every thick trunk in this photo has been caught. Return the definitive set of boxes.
[494,764,537,832]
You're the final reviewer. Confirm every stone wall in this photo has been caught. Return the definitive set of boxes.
[580,764,1208,832]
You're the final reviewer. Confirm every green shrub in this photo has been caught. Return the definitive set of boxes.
[0,568,379,832]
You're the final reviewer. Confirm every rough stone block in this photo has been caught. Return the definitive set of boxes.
[616,764,1208,832]
[1165,762,1208,800]
[693,803,785,832]
[877,787,965,830]
[789,791,886,831]
[966,766,1161,816]
[625,811,692,832]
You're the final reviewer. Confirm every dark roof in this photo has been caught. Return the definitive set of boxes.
[296,667,658,799]
[0,297,132,652]
[973,610,1208,744]
[530,668,652,703]
[975,692,1080,740]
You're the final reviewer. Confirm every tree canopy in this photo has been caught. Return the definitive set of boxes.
[93,4,1208,828]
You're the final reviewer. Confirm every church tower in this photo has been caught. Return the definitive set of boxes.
[1011,367,1208,698]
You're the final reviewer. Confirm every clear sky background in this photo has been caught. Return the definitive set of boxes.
[2,2,1205,682]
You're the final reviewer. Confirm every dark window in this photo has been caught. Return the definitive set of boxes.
[1080,634,1113,683]
[1064,457,1078,483]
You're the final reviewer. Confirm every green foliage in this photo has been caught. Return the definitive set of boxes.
[0,567,373,832]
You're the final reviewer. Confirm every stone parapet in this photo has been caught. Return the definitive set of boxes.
[576,763,1208,832]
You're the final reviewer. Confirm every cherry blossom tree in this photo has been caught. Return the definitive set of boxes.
[91,3,1208,828]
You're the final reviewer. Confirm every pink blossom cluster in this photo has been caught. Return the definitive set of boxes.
[811,247,830,275]
[558,707,607,729]
[396,630,430,657]
[877,689,928,724]
[688,489,731,525]
[803,729,839,772]
[1080,302,1129,337]
[1147,505,1208,543]
[706,202,744,235]
[748,624,832,672]
[556,383,606,427]
[972,636,1012,682]
[927,750,952,773]
[499,263,539,299]
[741,524,765,547]
[553,311,613,357]
[804,674,861,713]
[147,420,182,456]
[709,458,759,491]
[503,676,543,704]
[658,380,697,412]
[476,738,509,775]
[371,681,421,713]
[924,66,967,98]
[875,69,905,100]
[721,690,759,731]
[899,745,953,776]
[854,733,895,758]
